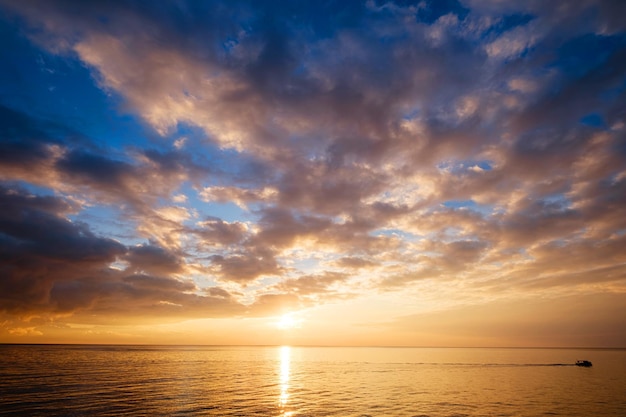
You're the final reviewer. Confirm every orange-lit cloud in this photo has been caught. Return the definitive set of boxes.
[0,0,625,346]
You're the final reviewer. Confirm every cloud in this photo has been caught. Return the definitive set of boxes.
[200,186,278,209]
[209,249,283,284]
[246,292,301,316]
[0,0,624,343]
[193,218,249,247]
[485,20,542,59]
[56,149,136,193]
[276,271,350,297]
[333,257,378,269]
[0,185,125,315]
[0,185,249,323]
[124,244,185,276]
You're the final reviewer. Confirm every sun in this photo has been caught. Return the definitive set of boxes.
[276,313,300,330]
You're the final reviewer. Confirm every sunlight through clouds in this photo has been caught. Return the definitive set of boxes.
[0,0,625,347]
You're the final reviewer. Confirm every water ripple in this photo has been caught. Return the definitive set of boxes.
[0,346,624,416]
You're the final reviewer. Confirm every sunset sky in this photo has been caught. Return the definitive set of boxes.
[1,0,625,347]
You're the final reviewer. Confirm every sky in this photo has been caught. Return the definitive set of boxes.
[0,0,625,347]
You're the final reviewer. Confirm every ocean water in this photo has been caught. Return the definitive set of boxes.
[0,345,624,416]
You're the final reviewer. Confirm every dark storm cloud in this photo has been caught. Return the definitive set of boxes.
[0,185,245,320]
[52,147,204,211]
[0,104,81,187]
[0,105,57,165]
[0,185,123,263]
[48,273,245,321]
[0,185,125,314]
[56,150,136,191]
[0,102,200,210]
[141,148,206,180]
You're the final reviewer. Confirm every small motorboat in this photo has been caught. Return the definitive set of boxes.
[575,360,592,367]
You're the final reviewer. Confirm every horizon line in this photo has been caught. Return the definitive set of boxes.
[1,343,624,349]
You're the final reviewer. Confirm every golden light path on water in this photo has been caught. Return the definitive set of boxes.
[0,345,624,415]
[278,346,293,416]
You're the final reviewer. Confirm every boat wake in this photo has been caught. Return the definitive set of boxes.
[401,362,583,367]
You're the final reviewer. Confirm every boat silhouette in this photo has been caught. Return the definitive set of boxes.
[575,360,592,367]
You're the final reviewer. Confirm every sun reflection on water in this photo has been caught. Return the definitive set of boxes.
[278,345,293,416]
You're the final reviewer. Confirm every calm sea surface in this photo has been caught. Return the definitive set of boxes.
[0,345,624,416]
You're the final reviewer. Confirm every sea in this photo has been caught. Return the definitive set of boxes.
[0,345,624,416]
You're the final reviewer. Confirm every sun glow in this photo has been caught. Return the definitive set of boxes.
[276,313,300,330]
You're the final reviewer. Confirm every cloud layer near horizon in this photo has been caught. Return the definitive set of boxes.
[0,0,625,344]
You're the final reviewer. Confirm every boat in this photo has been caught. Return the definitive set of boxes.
[575,360,592,367]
